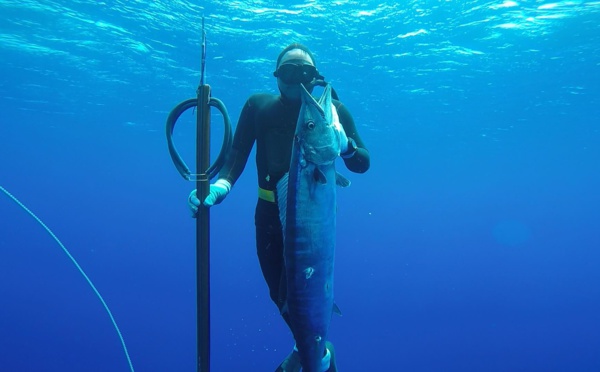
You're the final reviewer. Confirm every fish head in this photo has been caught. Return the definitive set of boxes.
[296,83,342,165]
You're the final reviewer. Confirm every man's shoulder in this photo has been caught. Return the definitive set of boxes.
[247,92,280,107]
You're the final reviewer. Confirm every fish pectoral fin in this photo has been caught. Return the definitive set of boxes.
[333,302,342,316]
[280,301,289,315]
[335,172,351,187]
[313,168,327,184]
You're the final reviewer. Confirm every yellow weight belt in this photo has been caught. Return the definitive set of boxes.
[258,187,276,203]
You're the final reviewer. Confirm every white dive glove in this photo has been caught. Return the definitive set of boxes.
[187,178,232,216]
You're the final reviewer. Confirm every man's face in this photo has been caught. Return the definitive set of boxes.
[276,49,315,100]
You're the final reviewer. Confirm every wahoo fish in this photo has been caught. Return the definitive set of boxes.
[277,84,349,372]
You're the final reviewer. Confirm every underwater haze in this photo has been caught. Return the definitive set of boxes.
[1,0,599,371]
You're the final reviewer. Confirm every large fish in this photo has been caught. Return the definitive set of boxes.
[277,84,349,372]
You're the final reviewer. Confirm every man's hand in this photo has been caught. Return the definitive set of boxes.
[187,179,232,217]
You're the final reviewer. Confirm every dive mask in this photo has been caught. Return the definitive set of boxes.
[273,60,320,85]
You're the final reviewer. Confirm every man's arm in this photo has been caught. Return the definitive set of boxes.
[218,97,258,186]
[335,102,370,173]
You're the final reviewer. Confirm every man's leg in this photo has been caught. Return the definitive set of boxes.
[255,226,288,317]
[254,199,303,371]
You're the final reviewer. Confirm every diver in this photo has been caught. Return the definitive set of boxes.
[188,43,370,372]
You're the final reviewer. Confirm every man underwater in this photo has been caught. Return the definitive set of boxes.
[189,43,370,371]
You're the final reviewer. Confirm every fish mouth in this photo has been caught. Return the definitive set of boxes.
[304,145,338,165]
[306,144,337,155]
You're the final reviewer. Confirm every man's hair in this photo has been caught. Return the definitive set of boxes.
[275,43,316,68]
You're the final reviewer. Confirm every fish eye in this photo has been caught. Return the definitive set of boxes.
[307,120,315,130]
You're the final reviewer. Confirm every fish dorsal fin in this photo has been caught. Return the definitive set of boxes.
[335,172,351,187]
[333,303,342,316]
[313,168,327,184]
[276,173,289,237]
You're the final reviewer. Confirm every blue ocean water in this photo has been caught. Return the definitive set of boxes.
[1,0,599,371]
